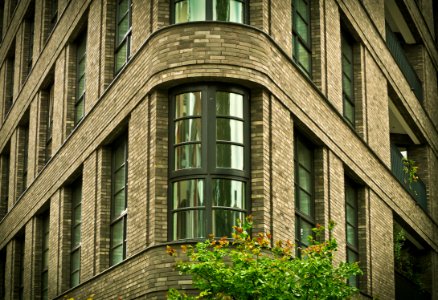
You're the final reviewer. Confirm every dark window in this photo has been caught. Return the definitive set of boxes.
[70,178,81,287]
[169,85,250,240]
[345,179,359,287]
[49,0,57,33]
[172,0,246,24]
[23,4,35,82]
[45,83,54,162]
[110,135,128,266]
[15,234,25,300]
[0,146,10,219]
[114,0,132,74]
[74,34,86,125]
[4,47,15,117]
[0,249,5,300]
[9,0,18,18]
[342,31,355,128]
[294,135,314,253]
[41,213,49,300]
[292,0,312,76]
[18,124,29,199]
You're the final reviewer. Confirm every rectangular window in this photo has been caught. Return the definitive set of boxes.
[173,0,246,24]
[0,249,5,300]
[345,179,359,287]
[114,0,132,74]
[49,0,57,33]
[110,135,128,266]
[292,0,312,76]
[342,31,355,128]
[45,83,54,162]
[70,178,81,287]
[294,135,314,254]
[74,34,86,125]
[14,235,25,300]
[0,146,10,219]
[41,213,49,300]
[4,48,15,117]
[23,5,35,82]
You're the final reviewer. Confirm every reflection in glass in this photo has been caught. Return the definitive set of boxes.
[217,143,243,169]
[212,179,245,208]
[297,220,313,247]
[216,119,243,143]
[173,179,204,209]
[175,92,202,118]
[216,92,243,118]
[213,210,244,237]
[175,119,201,143]
[296,41,310,73]
[296,16,308,44]
[115,42,127,71]
[298,189,311,216]
[298,167,311,193]
[347,224,357,247]
[173,210,206,240]
[175,143,201,169]
[213,0,243,23]
[111,220,124,245]
[175,0,206,23]
[111,245,123,265]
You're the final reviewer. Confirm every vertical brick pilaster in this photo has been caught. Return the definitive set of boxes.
[271,97,294,242]
[152,0,169,31]
[270,0,292,56]
[132,0,150,55]
[100,0,116,92]
[358,188,371,295]
[4,241,13,299]
[28,95,39,182]
[58,188,72,292]
[127,97,148,255]
[249,0,269,32]
[53,49,66,149]
[64,44,77,137]
[250,89,271,236]
[315,147,329,238]
[22,220,33,300]
[30,216,42,300]
[311,0,324,92]
[48,192,60,299]
[0,144,11,219]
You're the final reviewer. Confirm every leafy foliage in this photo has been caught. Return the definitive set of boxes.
[402,158,419,190]
[167,217,362,299]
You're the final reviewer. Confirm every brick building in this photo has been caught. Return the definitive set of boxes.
[0,0,437,299]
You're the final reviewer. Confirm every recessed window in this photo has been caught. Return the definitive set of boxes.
[342,31,355,128]
[4,44,15,118]
[345,179,359,287]
[45,83,54,162]
[294,135,314,253]
[0,144,10,219]
[169,85,249,240]
[115,0,132,74]
[172,0,246,24]
[74,34,87,125]
[70,178,82,287]
[292,0,312,76]
[41,213,50,300]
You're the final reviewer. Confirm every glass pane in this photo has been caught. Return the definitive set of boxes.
[111,245,123,265]
[298,220,313,247]
[115,42,127,72]
[72,225,81,247]
[117,14,129,43]
[296,41,311,73]
[216,119,243,143]
[297,139,312,170]
[71,271,80,287]
[43,250,49,269]
[212,179,245,208]
[342,57,352,80]
[342,75,352,98]
[296,16,308,44]
[344,98,355,125]
[174,144,201,169]
[175,118,201,143]
[175,0,206,23]
[75,99,84,122]
[113,191,126,217]
[342,38,353,62]
[216,143,243,170]
[42,271,48,289]
[345,184,356,206]
[111,219,124,246]
[114,167,126,192]
[78,57,86,77]
[298,189,311,216]
[114,142,126,169]
[347,248,358,263]
[346,205,356,225]
[212,210,244,237]
[347,224,357,247]
[118,0,129,17]
[216,92,243,118]
[71,249,80,271]
[173,179,204,209]
[175,92,202,118]
[173,210,205,240]
[295,0,308,19]
[213,0,243,23]
[73,205,81,224]
[78,76,85,96]
[298,167,311,193]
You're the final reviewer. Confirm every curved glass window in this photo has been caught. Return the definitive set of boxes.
[173,0,246,24]
[169,85,249,240]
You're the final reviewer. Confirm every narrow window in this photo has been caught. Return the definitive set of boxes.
[70,178,81,287]
[4,46,15,117]
[169,85,249,240]
[292,0,312,76]
[0,249,5,300]
[23,4,35,82]
[41,213,50,300]
[294,135,314,254]
[345,179,359,287]
[342,31,355,128]
[74,35,86,125]
[49,0,57,33]
[14,234,25,300]
[114,0,132,74]
[110,135,128,266]
[173,0,246,24]
[0,145,10,219]
[45,83,54,162]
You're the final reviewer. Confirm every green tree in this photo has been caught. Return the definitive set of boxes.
[167,217,362,299]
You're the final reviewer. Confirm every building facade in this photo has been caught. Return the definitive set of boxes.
[0,0,437,299]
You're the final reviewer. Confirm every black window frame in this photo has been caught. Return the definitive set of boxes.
[109,134,128,266]
[74,33,87,126]
[345,178,359,288]
[15,233,25,300]
[168,84,250,241]
[170,0,248,24]
[40,212,50,300]
[70,178,82,288]
[114,0,132,75]
[4,49,15,118]
[294,133,315,254]
[341,30,355,128]
[18,124,29,198]
[292,0,312,77]
[45,83,54,163]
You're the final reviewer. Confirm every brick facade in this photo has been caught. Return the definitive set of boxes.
[0,0,437,299]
